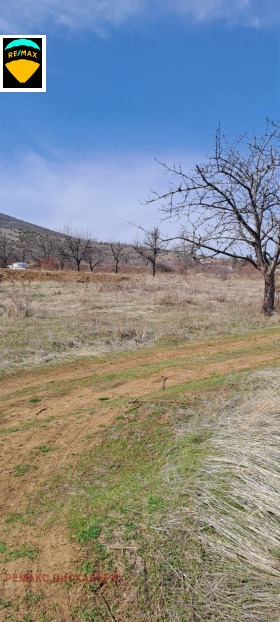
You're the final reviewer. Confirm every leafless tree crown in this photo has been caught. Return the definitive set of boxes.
[133,225,167,276]
[147,119,280,313]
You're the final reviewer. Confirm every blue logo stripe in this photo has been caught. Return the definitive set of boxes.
[5,39,40,51]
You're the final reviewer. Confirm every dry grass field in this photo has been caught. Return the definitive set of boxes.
[0,268,279,372]
[1,268,280,621]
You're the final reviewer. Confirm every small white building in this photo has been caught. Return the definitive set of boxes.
[7,262,29,270]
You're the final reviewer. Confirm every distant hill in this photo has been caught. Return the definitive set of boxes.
[0,213,58,236]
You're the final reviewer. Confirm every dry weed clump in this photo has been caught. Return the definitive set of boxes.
[108,323,154,348]
[4,279,33,317]
[165,370,280,620]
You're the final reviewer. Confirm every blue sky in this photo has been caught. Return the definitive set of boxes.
[0,0,279,241]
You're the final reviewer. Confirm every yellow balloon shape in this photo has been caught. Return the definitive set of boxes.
[5,59,40,83]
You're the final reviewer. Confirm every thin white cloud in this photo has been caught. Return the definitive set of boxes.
[0,0,278,31]
[0,0,144,32]
[170,0,279,28]
[0,151,196,241]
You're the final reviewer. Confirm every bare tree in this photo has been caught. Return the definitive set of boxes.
[0,232,15,267]
[14,232,33,263]
[55,237,68,270]
[60,225,91,272]
[147,120,280,315]
[84,241,104,272]
[133,225,167,276]
[174,240,197,271]
[36,234,55,261]
[25,233,55,265]
[110,241,128,273]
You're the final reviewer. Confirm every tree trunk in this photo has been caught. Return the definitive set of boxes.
[262,272,276,316]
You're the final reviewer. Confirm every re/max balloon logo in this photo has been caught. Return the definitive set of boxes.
[0,35,46,92]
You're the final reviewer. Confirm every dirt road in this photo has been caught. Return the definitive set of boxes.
[1,327,280,619]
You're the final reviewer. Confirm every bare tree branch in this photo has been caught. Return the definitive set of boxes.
[146,119,280,315]
[132,224,168,277]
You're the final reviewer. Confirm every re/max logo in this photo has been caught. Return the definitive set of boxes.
[7,49,38,59]
[0,35,46,92]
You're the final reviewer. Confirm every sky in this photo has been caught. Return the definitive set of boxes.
[0,0,279,242]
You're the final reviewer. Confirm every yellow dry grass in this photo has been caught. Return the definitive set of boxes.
[166,368,280,620]
[0,270,279,372]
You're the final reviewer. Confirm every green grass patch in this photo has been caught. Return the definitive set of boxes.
[71,606,106,621]
[0,416,55,436]
[0,541,7,553]
[146,494,166,513]
[76,521,102,544]
[149,370,248,400]
[0,597,12,609]
[5,512,26,525]
[35,445,52,454]
[0,544,38,563]
[14,464,38,477]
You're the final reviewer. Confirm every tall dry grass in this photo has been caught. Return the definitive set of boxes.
[163,370,280,620]
[0,271,279,371]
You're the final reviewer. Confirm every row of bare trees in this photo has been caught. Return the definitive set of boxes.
[0,224,181,275]
[0,229,125,272]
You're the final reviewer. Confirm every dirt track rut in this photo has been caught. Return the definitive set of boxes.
[1,328,280,619]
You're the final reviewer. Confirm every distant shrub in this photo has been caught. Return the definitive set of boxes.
[156,261,175,273]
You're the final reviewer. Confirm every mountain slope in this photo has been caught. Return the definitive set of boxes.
[0,212,57,236]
